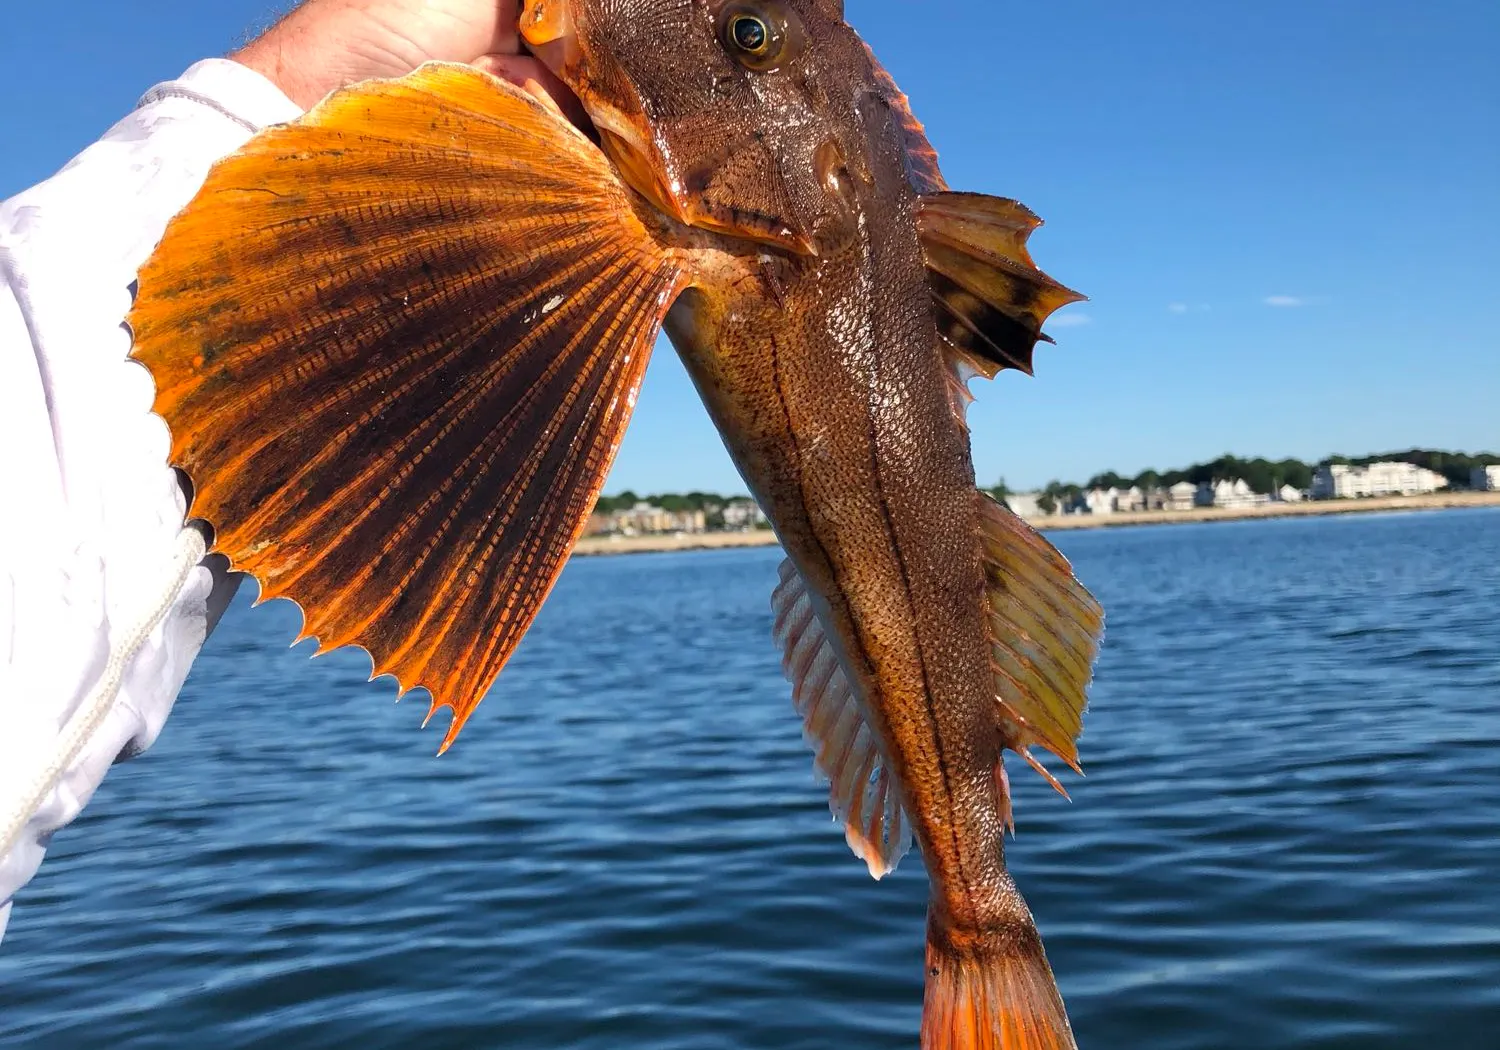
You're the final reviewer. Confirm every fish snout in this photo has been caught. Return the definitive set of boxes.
[518,0,582,81]
[519,0,569,47]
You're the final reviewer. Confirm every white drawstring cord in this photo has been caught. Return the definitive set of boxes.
[0,527,207,859]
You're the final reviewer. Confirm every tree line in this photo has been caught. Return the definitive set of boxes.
[990,448,1500,515]
[593,491,748,515]
[599,448,1499,520]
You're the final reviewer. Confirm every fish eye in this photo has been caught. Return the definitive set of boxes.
[731,15,769,54]
[718,3,802,71]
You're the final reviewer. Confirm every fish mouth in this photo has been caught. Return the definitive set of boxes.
[592,119,696,229]
[600,124,819,257]
[518,0,576,59]
[518,1,685,232]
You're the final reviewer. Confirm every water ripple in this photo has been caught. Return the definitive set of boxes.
[2,509,1498,1048]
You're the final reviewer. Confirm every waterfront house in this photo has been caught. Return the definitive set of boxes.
[1138,486,1170,511]
[1272,484,1306,503]
[1084,488,1117,515]
[1006,492,1045,521]
[1084,486,1152,514]
[1311,462,1448,499]
[595,503,709,536]
[1196,478,1269,510]
[721,498,768,530]
[1166,481,1197,511]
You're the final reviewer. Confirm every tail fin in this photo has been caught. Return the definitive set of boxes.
[922,903,1077,1050]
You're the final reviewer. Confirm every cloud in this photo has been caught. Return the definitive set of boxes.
[1168,302,1211,314]
[1168,302,1189,314]
[1048,311,1092,328]
[1264,295,1307,308]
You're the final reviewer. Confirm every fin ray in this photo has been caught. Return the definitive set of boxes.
[771,560,913,879]
[861,42,948,195]
[923,901,1078,1050]
[978,495,1104,778]
[919,192,1085,386]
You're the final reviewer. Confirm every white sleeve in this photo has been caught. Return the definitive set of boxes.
[0,59,303,940]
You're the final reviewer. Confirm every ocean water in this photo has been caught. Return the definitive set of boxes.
[2,508,1498,1049]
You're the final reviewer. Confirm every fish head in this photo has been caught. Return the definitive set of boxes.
[520,0,905,258]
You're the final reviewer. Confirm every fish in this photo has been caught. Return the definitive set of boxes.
[126,1,1104,1046]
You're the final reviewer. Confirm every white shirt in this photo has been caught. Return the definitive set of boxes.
[0,59,303,940]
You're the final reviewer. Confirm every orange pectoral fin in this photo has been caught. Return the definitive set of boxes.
[128,63,685,751]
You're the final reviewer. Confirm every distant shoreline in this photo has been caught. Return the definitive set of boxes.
[570,491,1500,557]
[1033,490,1500,531]
[573,530,781,558]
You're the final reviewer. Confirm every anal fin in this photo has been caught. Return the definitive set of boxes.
[772,560,911,879]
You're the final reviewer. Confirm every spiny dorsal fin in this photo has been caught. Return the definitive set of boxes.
[919,192,1085,379]
[978,494,1104,796]
[772,560,912,879]
[861,42,947,195]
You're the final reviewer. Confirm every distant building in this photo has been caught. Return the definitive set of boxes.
[1273,484,1306,503]
[1311,462,1448,499]
[1137,487,1170,511]
[1471,466,1500,492]
[602,503,708,536]
[1165,481,1197,512]
[1006,492,1045,521]
[1196,478,1269,510]
[1084,488,1117,516]
[721,499,768,530]
[1083,485,1152,515]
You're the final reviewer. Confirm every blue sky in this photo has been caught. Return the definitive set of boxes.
[4,1,1495,493]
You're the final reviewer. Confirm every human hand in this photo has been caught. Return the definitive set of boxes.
[232,0,581,124]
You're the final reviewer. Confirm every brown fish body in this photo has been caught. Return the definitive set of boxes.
[666,202,1020,934]
[588,0,1050,946]
[127,2,1102,1045]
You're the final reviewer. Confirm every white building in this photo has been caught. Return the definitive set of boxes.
[1165,481,1197,512]
[1196,478,1269,510]
[721,499,768,530]
[1137,487,1170,511]
[1273,484,1305,503]
[610,503,707,535]
[1084,488,1117,516]
[1471,466,1500,492]
[1083,486,1152,515]
[1006,492,1046,520]
[1311,462,1448,499]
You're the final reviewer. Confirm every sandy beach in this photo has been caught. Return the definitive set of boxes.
[571,491,1500,557]
[573,530,783,557]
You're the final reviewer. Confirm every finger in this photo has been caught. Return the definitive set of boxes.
[487,0,522,54]
[487,15,520,55]
[471,53,589,133]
